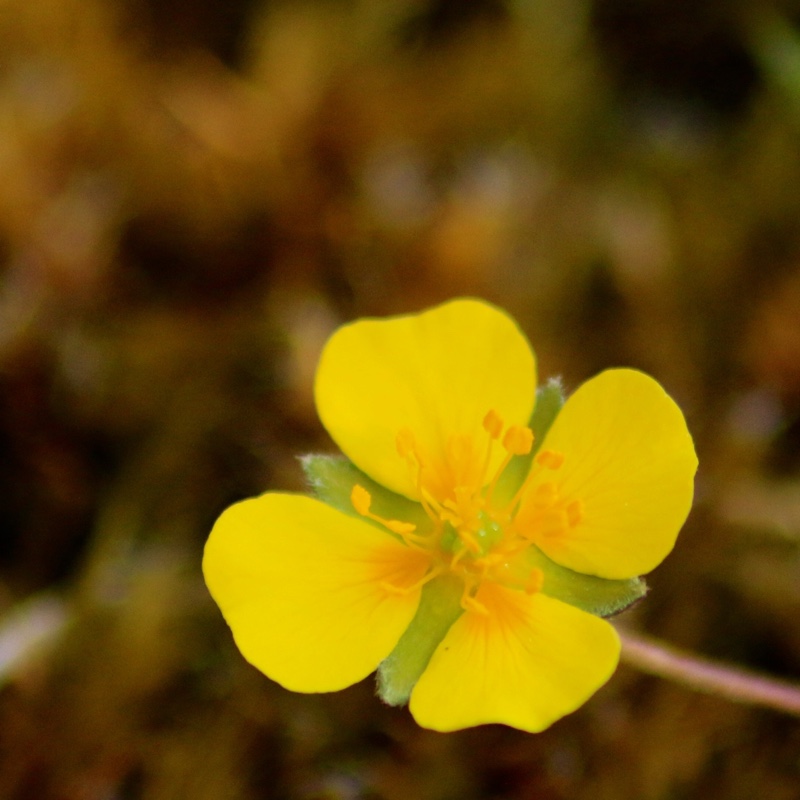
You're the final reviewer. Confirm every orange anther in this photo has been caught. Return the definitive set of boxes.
[533,481,559,507]
[351,484,372,516]
[385,519,418,535]
[539,509,568,539]
[566,499,584,527]
[482,409,504,439]
[502,425,534,456]
[353,484,419,540]
[536,449,564,470]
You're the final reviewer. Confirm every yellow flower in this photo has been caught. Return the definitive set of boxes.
[203,298,697,733]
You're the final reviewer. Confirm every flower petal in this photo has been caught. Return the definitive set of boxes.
[408,584,620,732]
[315,298,536,499]
[517,368,697,579]
[203,493,429,692]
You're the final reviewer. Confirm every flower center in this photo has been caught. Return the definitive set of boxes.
[351,409,584,615]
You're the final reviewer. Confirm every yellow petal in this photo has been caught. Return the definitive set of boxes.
[517,368,697,579]
[408,583,619,732]
[314,298,536,499]
[203,493,430,692]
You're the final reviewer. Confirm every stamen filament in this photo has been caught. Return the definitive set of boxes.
[380,565,443,596]
[482,409,504,440]
[457,528,481,554]
[350,485,425,548]
[485,424,534,508]
[484,450,513,508]
[479,409,503,497]
[505,450,565,515]
[386,411,561,618]
[460,586,489,616]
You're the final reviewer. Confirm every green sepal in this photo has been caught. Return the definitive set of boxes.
[302,453,461,706]
[531,547,647,617]
[376,575,463,706]
[494,377,566,504]
[300,453,431,533]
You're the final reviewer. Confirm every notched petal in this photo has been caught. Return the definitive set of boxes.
[518,368,697,579]
[409,584,620,732]
[314,298,537,499]
[203,493,428,693]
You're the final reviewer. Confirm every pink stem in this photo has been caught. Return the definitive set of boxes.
[617,628,800,717]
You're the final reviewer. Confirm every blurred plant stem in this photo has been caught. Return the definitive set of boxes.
[618,628,800,718]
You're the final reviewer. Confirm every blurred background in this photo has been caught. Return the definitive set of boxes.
[1,0,800,797]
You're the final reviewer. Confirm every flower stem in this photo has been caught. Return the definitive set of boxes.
[616,627,800,717]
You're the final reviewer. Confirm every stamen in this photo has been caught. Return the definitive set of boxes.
[389,413,548,607]
[396,428,442,525]
[566,499,584,527]
[533,481,559,507]
[484,452,513,507]
[539,508,568,539]
[385,519,419,536]
[502,425,534,456]
[380,565,443,596]
[506,474,540,516]
[491,535,529,560]
[419,487,446,524]
[446,435,478,489]
[351,484,372,516]
[505,449,564,514]
[474,553,502,569]
[350,484,420,542]
[536,449,565,470]
[450,548,467,570]
[479,413,501,495]
[484,424,534,508]
[482,409,504,439]
[460,587,489,616]
[457,527,482,554]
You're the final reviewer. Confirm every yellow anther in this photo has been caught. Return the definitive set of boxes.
[539,509,568,539]
[385,519,418,535]
[482,409,504,439]
[525,567,544,594]
[566,499,584,527]
[352,483,418,539]
[532,481,559,507]
[536,449,565,470]
[502,425,534,456]
[351,484,372,516]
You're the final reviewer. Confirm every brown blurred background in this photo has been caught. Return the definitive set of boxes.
[1,0,800,797]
